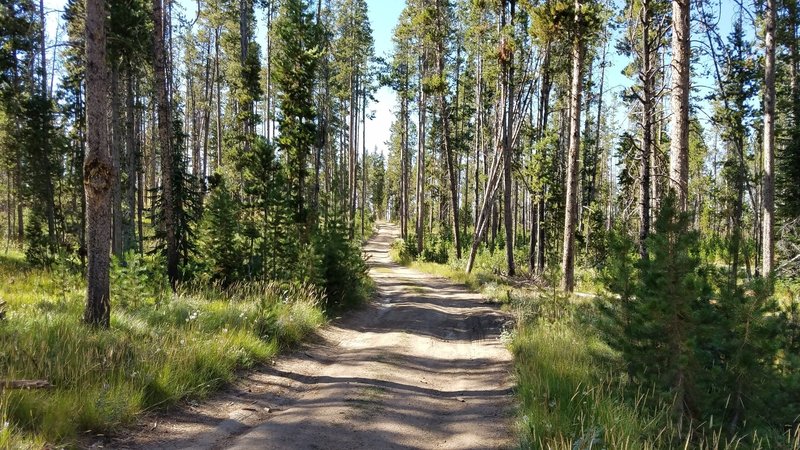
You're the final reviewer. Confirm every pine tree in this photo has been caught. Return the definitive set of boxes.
[201,174,243,285]
[601,192,711,421]
[274,0,319,229]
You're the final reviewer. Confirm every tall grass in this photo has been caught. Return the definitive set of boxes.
[407,252,799,450]
[0,251,324,447]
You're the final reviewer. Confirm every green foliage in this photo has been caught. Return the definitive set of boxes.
[199,174,244,286]
[24,210,53,267]
[369,152,386,219]
[420,233,449,264]
[111,251,169,309]
[702,276,782,431]
[601,194,710,418]
[274,0,320,225]
[777,297,800,425]
[600,193,794,440]
[150,119,203,281]
[513,319,676,449]
[536,265,570,323]
[314,210,371,311]
[389,238,413,265]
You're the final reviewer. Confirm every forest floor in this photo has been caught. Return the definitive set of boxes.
[117,222,516,450]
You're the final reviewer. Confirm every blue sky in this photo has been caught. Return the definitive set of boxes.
[364,0,405,155]
[41,0,752,158]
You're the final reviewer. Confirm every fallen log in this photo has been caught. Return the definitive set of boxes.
[0,380,52,390]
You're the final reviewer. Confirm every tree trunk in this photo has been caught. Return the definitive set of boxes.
[534,43,552,275]
[401,60,409,240]
[214,26,222,170]
[474,54,483,238]
[416,54,427,254]
[561,0,584,293]
[761,0,776,277]
[361,89,367,237]
[83,0,112,327]
[125,64,137,252]
[436,2,462,259]
[639,0,653,260]
[201,36,212,193]
[503,0,516,276]
[669,0,690,210]
[153,0,178,285]
[111,65,123,259]
[348,72,357,238]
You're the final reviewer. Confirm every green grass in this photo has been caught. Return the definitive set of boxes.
[0,250,325,447]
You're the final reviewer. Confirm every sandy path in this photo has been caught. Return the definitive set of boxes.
[122,223,515,450]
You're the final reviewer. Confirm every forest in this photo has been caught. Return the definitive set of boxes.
[1,0,799,447]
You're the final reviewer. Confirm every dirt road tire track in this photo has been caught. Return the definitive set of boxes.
[122,222,515,450]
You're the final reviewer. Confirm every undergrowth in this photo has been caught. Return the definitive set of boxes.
[408,250,800,450]
[0,249,325,447]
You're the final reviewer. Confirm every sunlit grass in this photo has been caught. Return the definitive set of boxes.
[0,252,325,447]
[408,253,799,450]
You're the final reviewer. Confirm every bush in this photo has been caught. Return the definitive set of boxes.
[24,212,53,267]
[420,234,449,264]
[111,251,169,309]
[389,238,413,265]
[599,193,792,441]
[315,215,371,311]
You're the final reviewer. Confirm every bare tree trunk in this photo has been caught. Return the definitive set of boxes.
[361,89,367,237]
[560,0,584,293]
[137,90,145,254]
[436,0,462,259]
[534,43,552,275]
[214,26,222,170]
[502,0,516,276]
[83,0,112,327]
[639,0,654,260]
[586,34,607,253]
[669,0,690,210]
[416,54,427,254]
[466,136,505,273]
[474,54,483,237]
[201,36,211,192]
[761,0,776,276]
[38,0,57,246]
[111,65,123,259]
[125,64,137,251]
[401,60,409,239]
[348,72,357,238]
[153,0,178,285]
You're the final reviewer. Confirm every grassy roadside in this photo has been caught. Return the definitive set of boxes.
[396,250,796,449]
[0,243,370,448]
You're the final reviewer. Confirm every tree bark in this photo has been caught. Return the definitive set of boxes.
[153,0,178,285]
[125,64,137,252]
[534,42,552,275]
[83,0,112,327]
[561,0,584,293]
[436,0,462,259]
[214,26,222,170]
[761,0,776,276]
[416,53,427,254]
[111,65,123,259]
[401,58,409,239]
[502,0,516,276]
[639,0,654,260]
[669,0,690,210]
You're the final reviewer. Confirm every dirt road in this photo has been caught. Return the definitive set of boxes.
[125,223,515,449]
